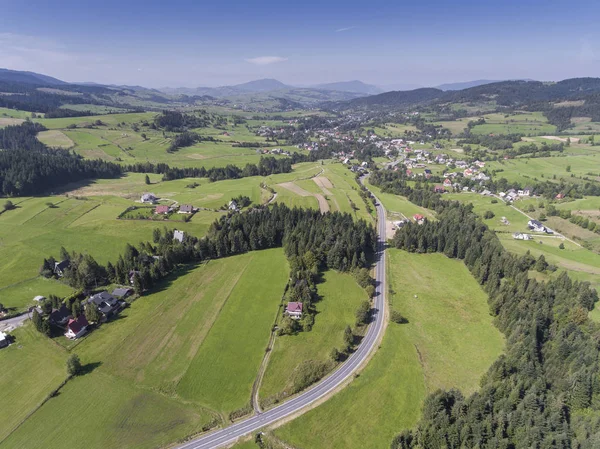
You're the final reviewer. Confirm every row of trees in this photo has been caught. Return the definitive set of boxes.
[380,184,600,448]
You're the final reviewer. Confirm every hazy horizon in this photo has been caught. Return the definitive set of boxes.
[1,0,599,89]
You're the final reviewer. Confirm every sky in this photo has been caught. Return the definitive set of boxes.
[1,0,599,89]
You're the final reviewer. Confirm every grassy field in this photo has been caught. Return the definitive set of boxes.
[2,249,288,448]
[0,326,68,443]
[365,178,434,221]
[275,250,504,449]
[0,194,214,310]
[1,371,214,449]
[176,250,288,415]
[36,130,74,148]
[445,192,531,233]
[488,154,600,186]
[259,270,367,402]
[470,111,556,135]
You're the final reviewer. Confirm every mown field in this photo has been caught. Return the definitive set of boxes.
[259,270,367,402]
[274,250,504,449]
[1,249,288,448]
[0,326,68,443]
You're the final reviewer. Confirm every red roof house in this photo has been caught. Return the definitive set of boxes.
[155,205,169,215]
[65,315,89,340]
[286,302,303,319]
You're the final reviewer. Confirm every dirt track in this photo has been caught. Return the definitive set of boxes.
[277,182,329,213]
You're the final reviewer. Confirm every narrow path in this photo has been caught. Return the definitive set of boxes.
[174,175,388,449]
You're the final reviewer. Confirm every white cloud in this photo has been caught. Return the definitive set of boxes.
[244,56,288,65]
[335,26,357,32]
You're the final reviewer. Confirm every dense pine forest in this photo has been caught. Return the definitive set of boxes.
[366,174,600,448]
[0,122,122,196]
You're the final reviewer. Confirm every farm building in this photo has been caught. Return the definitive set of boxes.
[286,302,303,319]
[64,315,89,340]
[513,232,533,240]
[228,200,239,211]
[173,230,185,243]
[33,295,46,302]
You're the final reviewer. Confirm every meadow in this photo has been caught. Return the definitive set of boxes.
[259,270,367,403]
[0,326,68,443]
[1,249,288,448]
[0,193,215,311]
[274,250,504,449]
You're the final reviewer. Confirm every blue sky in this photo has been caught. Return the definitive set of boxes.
[1,0,599,88]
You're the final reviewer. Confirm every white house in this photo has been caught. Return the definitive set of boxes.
[141,193,158,204]
[0,331,8,349]
[228,200,239,211]
[64,315,89,340]
[286,302,303,319]
[173,230,185,243]
[528,219,547,233]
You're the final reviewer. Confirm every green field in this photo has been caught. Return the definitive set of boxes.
[275,250,504,449]
[176,250,288,415]
[1,249,288,448]
[0,194,214,310]
[0,326,68,443]
[470,111,556,135]
[488,154,600,186]
[365,178,434,220]
[259,270,367,402]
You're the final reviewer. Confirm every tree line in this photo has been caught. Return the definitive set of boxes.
[41,203,377,320]
[372,181,600,448]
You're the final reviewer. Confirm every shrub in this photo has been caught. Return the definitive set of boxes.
[390,310,408,324]
[483,210,495,219]
[288,360,332,394]
[355,300,371,325]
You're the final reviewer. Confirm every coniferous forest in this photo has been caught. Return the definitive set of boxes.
[369,176,600,449]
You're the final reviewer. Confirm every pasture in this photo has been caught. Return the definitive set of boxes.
[2,250,288,448]
[470,111,556,135]
[259,270,367,403]
[0,326,68,443]
[275,250,504,449]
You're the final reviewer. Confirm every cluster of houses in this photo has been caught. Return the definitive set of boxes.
[48,288,132,340]
[140,195,197,216]
[499,188,533,202]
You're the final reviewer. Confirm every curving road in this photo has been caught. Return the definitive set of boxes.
[175,183,387,449]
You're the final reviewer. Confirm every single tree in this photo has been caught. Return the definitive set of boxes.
[3,200,15,211]
[84,303,101,324]
[66,354,82,376]
[144,174,151,185]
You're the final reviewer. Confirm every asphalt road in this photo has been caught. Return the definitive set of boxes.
[175,185,388,449]
[0,312,30,332]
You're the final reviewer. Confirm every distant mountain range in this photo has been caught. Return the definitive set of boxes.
[434,79,501,91]
[0,68,66,86]
[158,79,381,97]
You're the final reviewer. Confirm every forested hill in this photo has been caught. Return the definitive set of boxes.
[327,87,444,110]
[330,77,600,112]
